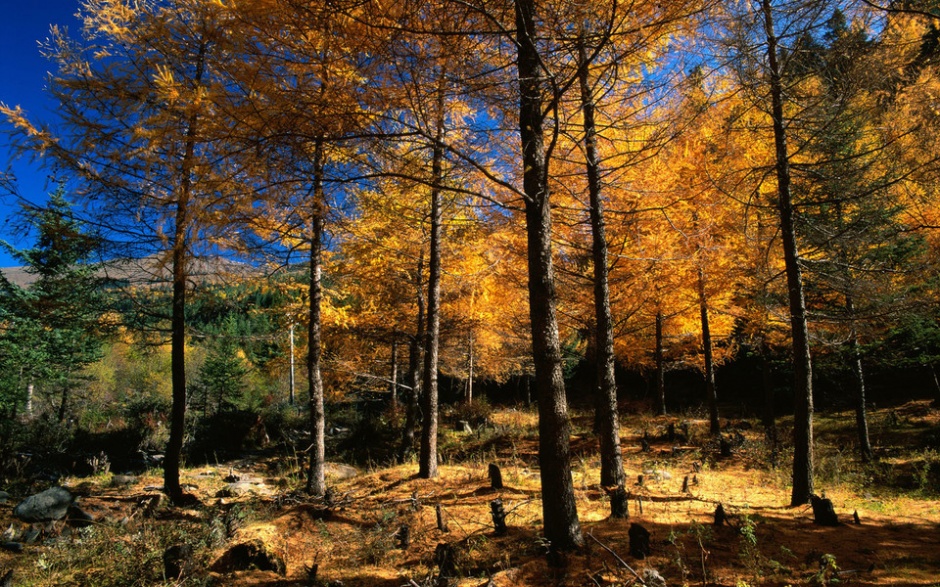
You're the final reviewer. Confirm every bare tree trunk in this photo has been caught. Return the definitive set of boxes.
[466,331,474,404]
[698,268,720,435]
[655,311,666,416]
[390,338,399,408]
[846,297,873,462]
[577,37,624,490]
[288,323,296,405]
[57,382,69,423]
[515,0,582,551]
[306,135,327,497]
[761,0,814,506]
[164,40,207,504]
[399,253,425,463]
[419,83,446,480]
[761,342,777,444]
[25,381,33,419]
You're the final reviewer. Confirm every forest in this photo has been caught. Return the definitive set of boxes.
[1,0,940,585]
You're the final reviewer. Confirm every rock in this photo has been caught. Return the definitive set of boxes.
[215,479,269,498]
[67,505,95,528]
[0,491,9,504]
[111,474,137,486]
[324,463,359,480]
[20,527,40,544]
[210,539,286,575]
[13,487,73,523]
[643,568,668,587]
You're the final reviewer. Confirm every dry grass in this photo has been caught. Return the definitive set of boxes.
[1,400,939,586]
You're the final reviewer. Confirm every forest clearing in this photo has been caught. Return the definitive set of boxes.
[1,399,938,586]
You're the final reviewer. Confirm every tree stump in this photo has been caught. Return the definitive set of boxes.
[681,475,689,494]
[637,474,644,487]
[853,509,861,525]
[714,504,726,526]
[490,498,507,535]
[434,542,457,578]
[719,436,732,458]
[436,504,449,533]
[667,422,676,442]
[488,463,503,489]
[810,494,839,526]
[396,525,411,549]
[628,523,650,559]
[610,485,628,519]
[164,544,194,580]
[640,437,651,452]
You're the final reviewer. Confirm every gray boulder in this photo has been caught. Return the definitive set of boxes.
[13,487,74,523]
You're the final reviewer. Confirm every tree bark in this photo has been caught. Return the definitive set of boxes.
[761,0,814,506]
[466,331,474,404]
[164,39,207,504]
[655,311,666,416]
[697,268,720,435]
[577,37,624,489]
[515,0,582,550]
[390,338,399,408]
[305,135,327,497]
[399,253,425,463]
[761,342,778,443]
[419,82,446,480]
[846,297,873,462]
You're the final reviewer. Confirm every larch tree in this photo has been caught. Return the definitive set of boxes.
[2,0,251,503]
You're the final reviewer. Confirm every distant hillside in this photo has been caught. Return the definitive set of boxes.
[1,254,257,289]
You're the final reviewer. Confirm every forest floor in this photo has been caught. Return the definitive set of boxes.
[1,399,939,586]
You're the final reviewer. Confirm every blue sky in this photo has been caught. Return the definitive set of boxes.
[0,0,83,266]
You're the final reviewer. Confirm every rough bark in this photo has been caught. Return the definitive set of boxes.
[655,311,666,416]
[577,37,624,489]
[761,0,814,506]
[419,85,446,480]
[390,338,399,408]
[515,0,582,550]
[697,268,720,435]
[306,135,327,497]
[846,297,873,462]
[399,253,425,463]
[164,40,207,504]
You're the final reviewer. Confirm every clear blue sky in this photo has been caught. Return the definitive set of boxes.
[0,0,83,266]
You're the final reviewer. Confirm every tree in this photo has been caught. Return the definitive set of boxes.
[3,0,250,503]
[514,0,583,551]
[0,188,106,422]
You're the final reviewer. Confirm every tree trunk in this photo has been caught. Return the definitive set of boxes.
[57,382,69,423]
[288,323,296,406]
[761,0,814,506]
[399,253,425,463]
[515,0,582,551]
[697,268,720,435]
[761,342,777,443]
[846,297,873,462]
[655,311,666,416]
[419,83,446,480]
[164,40,207,504]
[25,381,33,419]
[466,331,474,404]
[578,37,624,489]
[390,338,399,408]
[306,135,327,497]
